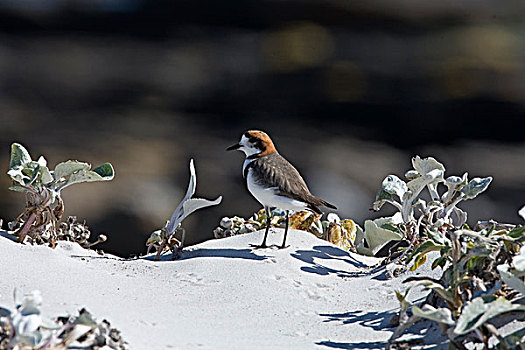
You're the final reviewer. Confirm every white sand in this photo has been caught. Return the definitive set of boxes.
[0,229,445,349]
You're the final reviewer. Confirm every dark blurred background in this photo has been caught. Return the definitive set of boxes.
[0,0,524,257]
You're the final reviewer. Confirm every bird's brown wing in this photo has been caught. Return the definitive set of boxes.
[249,153,335,212]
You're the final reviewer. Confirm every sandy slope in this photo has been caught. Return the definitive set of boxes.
[0,229,445,349]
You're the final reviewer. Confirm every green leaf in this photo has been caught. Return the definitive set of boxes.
[497,264,525,294]
[461,177,492,200]
[25,163,40,186]
[9,143,31,170]
[363,218,403,255]
[454,296,525,336]
[432,255,447,270]
[407,240,445,264]
[92,163,115,179]
[39,165,53,185]
[60,162,114,190]
[372,189,393,211]
[54,160,90,180]
[8,184,29,192]
[395,290,412,312]
[7,167,28,186]
[412,305,455,326]
[380,223,400,233]
[408,280,455,304]
[508,226,525,240]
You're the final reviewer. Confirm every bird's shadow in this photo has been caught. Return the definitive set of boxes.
[291,245,370,278]
[319,309,395,331]
[143,248,268,262]
[315,340,390,350]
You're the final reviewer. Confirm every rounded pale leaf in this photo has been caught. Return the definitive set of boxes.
[454,296,525,336]
[497,264,525,294]
[62,162,115,188]
[412,305,455,326]
[54,160,91,180]
[381,175,408,199]
[411,155,445,176]
[364,218,403,255]
[9,143,32,170]
[461,177,492,200]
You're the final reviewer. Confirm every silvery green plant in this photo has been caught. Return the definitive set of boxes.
[0,289,126,349]
[7,143,114,248]
[362,156,492,256]
[56,216,107,249]
[389,209,525,349]
[146,159,222,260]
[213,215,263,238]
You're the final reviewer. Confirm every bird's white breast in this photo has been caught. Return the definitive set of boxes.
[245,167,309,211]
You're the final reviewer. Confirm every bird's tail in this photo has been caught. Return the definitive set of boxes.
[307,196,337,214]
[321,199,337,210]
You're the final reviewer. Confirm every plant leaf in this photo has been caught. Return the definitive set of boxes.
[61,163,115,189]
[9,143,32,170]
[497,264,525,294]
[461,177,493,200]
[449,207,468,227]
[412,305,455,326]
[454,296,525,336]
[507,226,525,240]
[166,159,222,233]
[412,156,445,176]
[54,160,91,180]
[363,218,403,256]
[381,175,408,199]
[410,253,428,271]
[513,246,525,272]
[92,162,115,180]
[407,240,445,264]
[39,165,53,185]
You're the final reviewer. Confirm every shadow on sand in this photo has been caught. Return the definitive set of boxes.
[315,340,390,349]
[320,310,395,331]
[291,245,369,278]
[317,310,449,350]
[143,248,268,262]
[73,248,268,262]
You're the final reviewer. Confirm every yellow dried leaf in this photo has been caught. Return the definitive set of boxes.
[341,219,357,244]
[289,211,315,231]
[410,253,428,271]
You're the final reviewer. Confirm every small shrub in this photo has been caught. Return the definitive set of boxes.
[381,157,525,349]
[0,289,126,349]
[363,155,492,259]
[6,143,114,248]
[146,159,222,260]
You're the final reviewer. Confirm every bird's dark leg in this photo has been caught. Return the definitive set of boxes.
[251,206,270,248]
[279,210,290,249]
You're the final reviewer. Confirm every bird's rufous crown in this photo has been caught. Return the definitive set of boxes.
[245,130,277,156]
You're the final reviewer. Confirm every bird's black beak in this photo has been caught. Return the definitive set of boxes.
[226,143,241,151]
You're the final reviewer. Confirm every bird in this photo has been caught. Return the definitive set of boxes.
[227,130,337,249]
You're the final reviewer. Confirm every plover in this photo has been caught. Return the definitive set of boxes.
[227,130,337,248]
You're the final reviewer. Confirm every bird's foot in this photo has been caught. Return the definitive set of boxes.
[278,245,290,250]
[250,243,269,249]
